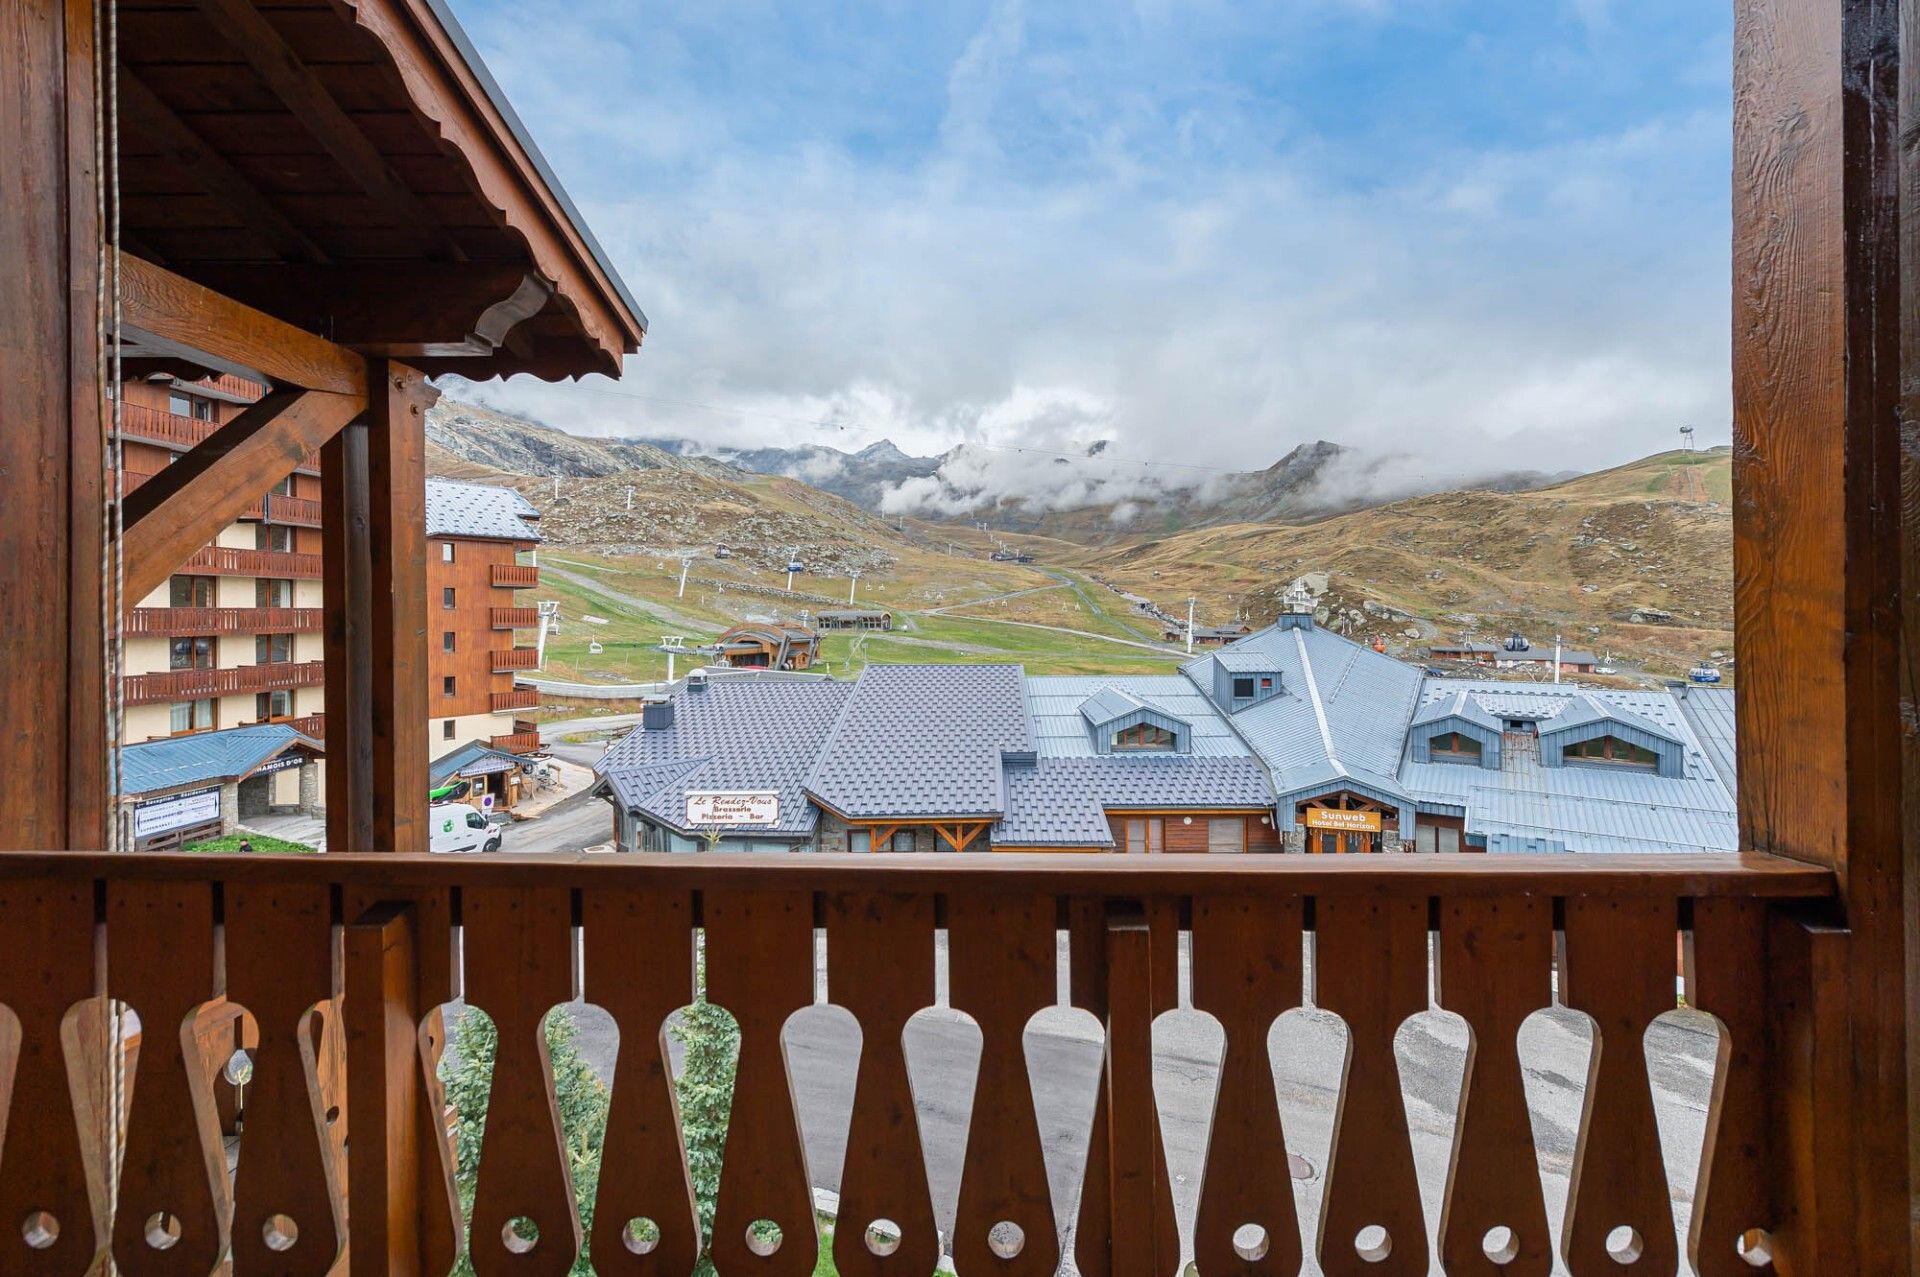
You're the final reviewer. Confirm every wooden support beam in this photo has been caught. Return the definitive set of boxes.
[116,388,364,605]
[117,69,329,265]
[1,0,104,849]
[119,255,367,394]
[367,361,434,852]
[187,264,551,357]
[193,0,465,262]
[324,421,375,853]
[1732,0,1915,1265]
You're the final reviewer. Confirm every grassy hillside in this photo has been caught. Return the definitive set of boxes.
[1063,448,1733,681]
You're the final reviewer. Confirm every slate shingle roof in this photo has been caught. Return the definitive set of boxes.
[805,664,1032,819]
[596,680,851,836]
[425,479,542,542]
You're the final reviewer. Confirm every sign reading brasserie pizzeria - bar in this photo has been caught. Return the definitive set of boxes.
[1303,807,1383,833]
[686,790,781,827]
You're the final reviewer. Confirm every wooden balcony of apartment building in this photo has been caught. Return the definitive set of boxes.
[123,659,326,706]
[490,686,542,713]
[121,467,323,527]
[255,712,326,739]
[116,400,319,473]
[490,561,541,588]
[491,646,541,672]
[176,543,323,580]
[489,605,540,630]
[125,605,324,636]
[488,719,542,753]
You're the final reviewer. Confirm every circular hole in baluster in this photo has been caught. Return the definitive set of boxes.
[1482,1225,1519,1266]
[223,1048,253,1087]
[987,1221,1024,1259]
[621,1217,659,1255]
[864,1219,901,1257]
[144,1212,182,1251]
[1355,1224,1392,1263]
[1606,1225,1644,1265]
[324,1105,341,1127]
[21,1211,59,1250]
[1288,1153,1315,1180]
[745,1219,783,1257]
[262,1214,299,1252]
[1736,1228,1775,1268]
[501,1216,539,1254]
[1233,1224,1270,1262]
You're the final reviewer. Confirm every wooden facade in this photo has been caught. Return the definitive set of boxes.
[0,2,1915,1276]
[426,531,540,756]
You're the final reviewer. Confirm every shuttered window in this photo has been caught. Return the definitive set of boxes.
[1207,818,1246,853]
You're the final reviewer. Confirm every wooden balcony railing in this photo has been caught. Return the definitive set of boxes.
[126,606,324,636]
[244,712,326,738]
[123,659,325,705]
[490,605,539,630]
[489,729,541,753]
[177,543,324,579]
[492,646,539,672]
[115,401,319,471]
[490,687,541,712]
[491,562,540,588]
[122,469,323,527]
[0,852,1834,1276]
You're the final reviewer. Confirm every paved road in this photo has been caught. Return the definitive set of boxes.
[453,939,1716,1270]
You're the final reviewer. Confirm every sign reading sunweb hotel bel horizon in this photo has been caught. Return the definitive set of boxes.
[686,791,781,827]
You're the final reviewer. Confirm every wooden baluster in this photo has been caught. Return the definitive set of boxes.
[948,892,1058,1276]
[108,880,226,1275]
[1190,892,1303,1276]
[1688,898,1778,1275]
[1560,896,1678,1273]
[1068,897,1178,1277]
[463,886,580,1276]
[226,881,343,1273]
[581,888,699,1275]
[705,888,818,1274]
[1435,895,1552,1277]
[1316,896,1429,1276]
[826,891,938,1277]
[342,885,461,1276]
[0,878,104,1275]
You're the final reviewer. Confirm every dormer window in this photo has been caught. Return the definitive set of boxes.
[1232,677,1255,700]
[1114,722,1177,752]
[1431,732,1482,762]
[1563,736,1658,768]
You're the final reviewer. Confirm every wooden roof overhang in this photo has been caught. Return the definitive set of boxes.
[114,0,645,382]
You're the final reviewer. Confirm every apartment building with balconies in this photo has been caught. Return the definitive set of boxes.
[425,479,544,759]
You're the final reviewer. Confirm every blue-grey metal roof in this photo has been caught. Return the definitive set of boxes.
[425,480,542,542]
[1675,686,1737,794]
[1214,650,1280,673]
[1028,676,1253,759]
[1187,624,1423,807]
[1410,689,1505,734]
[1078,686,1153,728]
[1535,694,1677,749]
[120,724,319,796]
[806,664,1032,819]
[996,755,1274,847]
[597,680,852,836]
[1398,678,1738,852]
[431,741,526,783]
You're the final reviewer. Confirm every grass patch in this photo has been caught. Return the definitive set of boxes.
[184,832,316,854]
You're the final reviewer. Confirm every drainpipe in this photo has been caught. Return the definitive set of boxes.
[1186,596,1196,655]
[1554,634,1562,685]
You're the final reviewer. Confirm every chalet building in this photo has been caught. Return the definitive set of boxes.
[116,723,324,850]
[814,607,894,631]
[430,740,534,814]
[425,480,543,757]
[1163,620,1254,645]
[596,663,1277,852]
[714,622,821,670]
[1427,640,1498,664]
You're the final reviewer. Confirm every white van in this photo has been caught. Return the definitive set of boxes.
[429,802,502,854]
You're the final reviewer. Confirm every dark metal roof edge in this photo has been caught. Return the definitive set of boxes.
[419,0,648,334]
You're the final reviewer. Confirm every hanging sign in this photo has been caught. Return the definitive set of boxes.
[133,786,223,838]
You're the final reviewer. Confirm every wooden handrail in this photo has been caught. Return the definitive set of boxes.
[0,849,1835,896]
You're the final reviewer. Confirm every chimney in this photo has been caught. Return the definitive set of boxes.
[642,700,675,731]
[687,671,709,695]
[1276,583,1316,631]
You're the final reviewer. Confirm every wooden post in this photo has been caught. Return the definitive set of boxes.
[1732,0,1915,1267]
[0,0,103,850]
[367,361,434,852]
[344,901,426,1276]
[1098,901,1178,1277]
[323,421,375,852]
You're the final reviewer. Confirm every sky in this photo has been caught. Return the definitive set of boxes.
[443,0,1733,485]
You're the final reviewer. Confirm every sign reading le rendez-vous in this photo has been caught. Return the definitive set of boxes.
[685,790,780,827]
